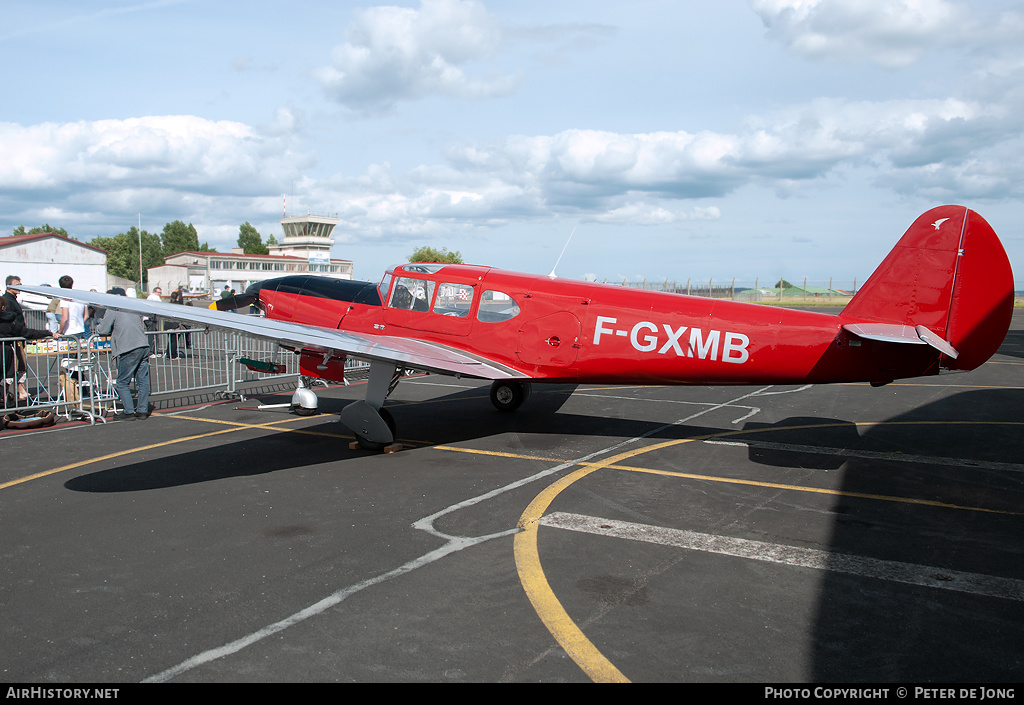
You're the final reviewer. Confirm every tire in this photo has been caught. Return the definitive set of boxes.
[489,380,531,412]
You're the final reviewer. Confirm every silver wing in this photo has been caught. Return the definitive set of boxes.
[14,285,527,381]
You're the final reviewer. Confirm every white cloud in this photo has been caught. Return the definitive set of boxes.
[750,0,971,67]
[0,115,314,248]
[2,89,1020,250]
[316,0,518,115]
[303,93,1021,239]
[0,116,311,196]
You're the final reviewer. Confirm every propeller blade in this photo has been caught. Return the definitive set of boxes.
[210,293,257,311]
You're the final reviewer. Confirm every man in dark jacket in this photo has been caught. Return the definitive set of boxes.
[4,276,29,400]
[94,288,151,420]
[1,292,53,404]
[3,276,26,323]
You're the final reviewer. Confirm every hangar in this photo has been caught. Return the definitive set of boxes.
[0,232,108,306]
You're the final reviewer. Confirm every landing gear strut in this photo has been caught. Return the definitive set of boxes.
[489,380,532,412]
[341,360,404,449]
[291,379,319,416]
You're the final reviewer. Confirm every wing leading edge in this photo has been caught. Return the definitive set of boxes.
[13,286,528,381]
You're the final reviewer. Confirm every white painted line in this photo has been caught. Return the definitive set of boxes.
[142,385,775,681]
[540,512,1024,602]
[573,392,761,425]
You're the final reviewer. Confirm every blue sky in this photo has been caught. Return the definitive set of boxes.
[2,0,1022,287]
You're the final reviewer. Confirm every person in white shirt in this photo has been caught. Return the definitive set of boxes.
[57,275,87,339]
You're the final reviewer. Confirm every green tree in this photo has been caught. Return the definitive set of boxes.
[161,220,200,258]
[409,246,463,264]
[13,224,74,240]
[90,227,162,286]
[237,222,268,255]
[774,279,792,289]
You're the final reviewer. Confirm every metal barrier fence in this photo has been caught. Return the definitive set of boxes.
[145,327,304,398]
[2,325,368,424]
[2,334,115,423]
[612,278,860,302]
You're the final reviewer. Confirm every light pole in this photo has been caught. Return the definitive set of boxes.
[138,213,143,293]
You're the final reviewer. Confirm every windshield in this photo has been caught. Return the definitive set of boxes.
[389,277,435,312]
[378,272,393,302]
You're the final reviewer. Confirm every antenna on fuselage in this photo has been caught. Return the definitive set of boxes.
[548,225,577,279]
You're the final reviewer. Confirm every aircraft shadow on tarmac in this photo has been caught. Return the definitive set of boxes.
[736,388,1024,681]
[63,383,677,493]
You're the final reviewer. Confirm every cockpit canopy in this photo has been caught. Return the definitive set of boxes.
[379,263,520,323]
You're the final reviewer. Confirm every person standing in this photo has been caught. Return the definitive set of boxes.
[165,287,184,359]
[1,294,54,405]
[94,287,151,420]
[57,275,88,340]
[145,286,163,357]
[3,276,26,322]
[3,276,31,400]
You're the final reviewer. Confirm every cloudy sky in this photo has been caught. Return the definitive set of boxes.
[2,0,1022,287]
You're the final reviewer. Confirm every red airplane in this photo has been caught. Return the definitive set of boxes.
[17,205,1014,449]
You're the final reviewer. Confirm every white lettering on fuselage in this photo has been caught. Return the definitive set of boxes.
[594,316,749,364]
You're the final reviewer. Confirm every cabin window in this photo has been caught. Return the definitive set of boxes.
[432,283,474,317]
[389,277,435,312]
[477,290,520,322]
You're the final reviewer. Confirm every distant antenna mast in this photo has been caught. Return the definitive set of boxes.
[138,213,143,292]
[548,226,577,279]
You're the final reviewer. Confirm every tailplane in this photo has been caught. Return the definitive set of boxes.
[840,206,1013,371]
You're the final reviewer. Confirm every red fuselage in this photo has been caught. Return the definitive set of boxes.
[251,264,943,387]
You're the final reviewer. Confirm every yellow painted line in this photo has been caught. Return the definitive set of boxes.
[0,426,242,491]
[435,444,1021,516]
[167,413,352,439]
[469,418,1024,682]
[440,420,1024,517]
[433,445,563,463]
[514,439,692,683]
[0,414,328,491]
[586,463,1024,516]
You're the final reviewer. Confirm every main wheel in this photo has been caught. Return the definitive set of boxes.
[489,380,531,412]
[354,407,396,450]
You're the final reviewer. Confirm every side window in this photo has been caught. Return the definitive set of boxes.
[389,277,435,312]
[433,283,474,317]
[378,273,393,303]
[477,290,520,322]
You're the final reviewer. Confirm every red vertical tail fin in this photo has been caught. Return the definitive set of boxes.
[841,206,1012,371]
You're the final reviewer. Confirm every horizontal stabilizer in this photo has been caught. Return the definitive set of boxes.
[843,323,958,359]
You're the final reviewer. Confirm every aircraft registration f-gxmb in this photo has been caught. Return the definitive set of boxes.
[17,205,1014,449]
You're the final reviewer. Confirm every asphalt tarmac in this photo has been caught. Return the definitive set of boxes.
[2,310,1022,683]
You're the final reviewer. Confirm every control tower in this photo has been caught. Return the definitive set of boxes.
[271,212,338,260]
